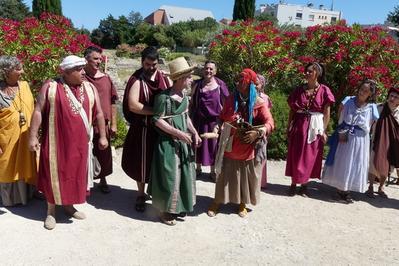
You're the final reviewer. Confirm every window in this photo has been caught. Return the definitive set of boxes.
[296,12,303,19]
[309,14,314,21]
[331,17,337,23]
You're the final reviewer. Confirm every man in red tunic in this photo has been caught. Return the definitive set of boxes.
[84,46,118,193]
[122,47,171,212]
[29,55,108,230]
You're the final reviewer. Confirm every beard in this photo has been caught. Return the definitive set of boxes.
[143,68,156,78]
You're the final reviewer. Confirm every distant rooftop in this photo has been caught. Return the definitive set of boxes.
[159,5,214,24]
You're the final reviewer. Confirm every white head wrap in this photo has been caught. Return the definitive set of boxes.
[59,55,86,70]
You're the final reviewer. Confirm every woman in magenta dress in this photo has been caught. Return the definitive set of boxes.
[190,61,229,179]
[285,62,335,196]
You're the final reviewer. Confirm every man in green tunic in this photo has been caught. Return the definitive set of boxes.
[149,57,202,226]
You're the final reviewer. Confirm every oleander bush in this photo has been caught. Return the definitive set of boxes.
[0,13,93,92]
[209,20,399,101]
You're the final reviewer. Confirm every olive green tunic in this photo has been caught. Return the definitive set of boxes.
[149,89,196,214]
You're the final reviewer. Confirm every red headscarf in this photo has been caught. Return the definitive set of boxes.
[240,68,257,86]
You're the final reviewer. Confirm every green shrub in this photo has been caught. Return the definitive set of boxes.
[267,90,289,160]
[111,111,128,148]
[165,52,186,61]
[115,43,132,58]
[158,47,171,59]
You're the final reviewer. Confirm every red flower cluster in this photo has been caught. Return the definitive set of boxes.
[0,13,95,92]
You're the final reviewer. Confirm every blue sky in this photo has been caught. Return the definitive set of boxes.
[26,0,398,30]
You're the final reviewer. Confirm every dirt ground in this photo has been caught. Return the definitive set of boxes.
[1,151,399,265]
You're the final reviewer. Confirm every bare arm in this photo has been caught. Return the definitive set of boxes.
[110,104,117,136]
[323,105,331,131]
[154,119,192,144]
[321,104,331,143]
[128,80,153,115]
[28,82,48,151]
[93,85,108,150]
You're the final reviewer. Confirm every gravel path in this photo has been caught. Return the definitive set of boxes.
[1,152,399,265]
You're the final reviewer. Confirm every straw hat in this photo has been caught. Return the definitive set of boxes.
[168,57,195,81]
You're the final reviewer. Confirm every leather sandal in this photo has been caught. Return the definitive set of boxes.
[160,213,176,226]
[207,202,220,217]
[366,187,375,198]
[238,203,247,218]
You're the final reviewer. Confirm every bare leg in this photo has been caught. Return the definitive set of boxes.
[288,182,296,196]
[378,176,388,198]
[137,182,145,196]
[135,182,146,212]
[366,173,375,198]
[47,202,55,216]
[99,176,110,193]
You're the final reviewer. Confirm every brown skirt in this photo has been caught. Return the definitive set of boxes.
[214,157,262,205]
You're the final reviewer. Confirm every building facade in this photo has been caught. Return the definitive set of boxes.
[257,2,342,27]
[145,5,214,25]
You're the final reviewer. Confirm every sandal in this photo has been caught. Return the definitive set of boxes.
[344,193,354,204]
[99,183,111,194]
[366,187,375,198]
[238,203,247,218]
[337,191,353,204]
[207,202,220,217]
[160,213,176,226]
[135,196,146,212]
[298,185,309,198]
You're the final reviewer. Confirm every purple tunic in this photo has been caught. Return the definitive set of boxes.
[191,78,229,166]
[285,84,335,184]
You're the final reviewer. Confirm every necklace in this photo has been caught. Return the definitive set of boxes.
[9,84,27,127]
[61,79,85,114]
[238,92,248,107]
[303,84,320,113]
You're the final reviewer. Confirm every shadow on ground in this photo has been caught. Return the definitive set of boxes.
[2,197,74,224]
[87,183,214,222]
[263,181,399,210]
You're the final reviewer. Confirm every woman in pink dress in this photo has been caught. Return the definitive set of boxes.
[285,62,335,197]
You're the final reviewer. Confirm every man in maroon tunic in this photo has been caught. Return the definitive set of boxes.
[29,55,108,230]
[122,47,171,212]
[84,46,118,193]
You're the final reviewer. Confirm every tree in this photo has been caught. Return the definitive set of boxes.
[0,0,30,20]
[233,0,255,21]
[128,11,143,27]
[32,0,63,17]
[255,12,278,24]
[388,5,399,26]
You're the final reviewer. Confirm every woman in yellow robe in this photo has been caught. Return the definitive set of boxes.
[0,56,37,206]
